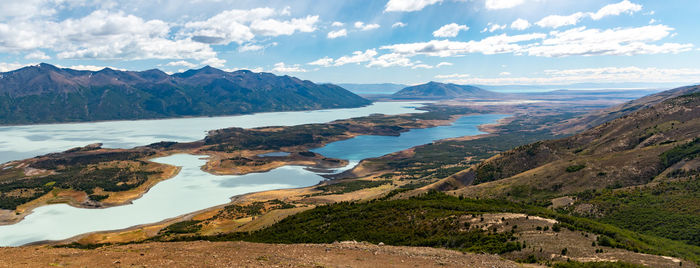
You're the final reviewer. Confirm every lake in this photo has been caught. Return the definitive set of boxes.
[0,106,507,246]
[0,102,425,164]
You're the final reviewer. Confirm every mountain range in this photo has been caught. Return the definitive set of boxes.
[0,64,370,125]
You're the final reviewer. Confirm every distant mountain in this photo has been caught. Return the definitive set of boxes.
[336,83,407,94]
[391,81,498,100]
[0,64,370,125]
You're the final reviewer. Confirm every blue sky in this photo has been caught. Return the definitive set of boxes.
[1,0,699,86]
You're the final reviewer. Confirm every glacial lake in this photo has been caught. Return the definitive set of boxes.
[0,102,425,164]
[0,107,507,246]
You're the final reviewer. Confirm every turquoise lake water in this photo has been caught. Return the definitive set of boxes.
[0,110,507,246]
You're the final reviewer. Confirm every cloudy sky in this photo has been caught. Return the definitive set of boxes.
[1,0,699,86]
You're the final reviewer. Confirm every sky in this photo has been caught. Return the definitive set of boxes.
[1,0,699,86]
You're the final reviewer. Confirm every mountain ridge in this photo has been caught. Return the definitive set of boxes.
[0,63,371,125]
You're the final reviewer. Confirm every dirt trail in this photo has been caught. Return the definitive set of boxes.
[0,241,530,268]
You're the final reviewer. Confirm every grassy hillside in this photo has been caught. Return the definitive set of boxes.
[441,91,700,252]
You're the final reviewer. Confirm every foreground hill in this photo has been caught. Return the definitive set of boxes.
[391,81,498,99]
[552,85,700,134]
[0,64,370,125]
[427,89,700,249]
[0,241,523,268]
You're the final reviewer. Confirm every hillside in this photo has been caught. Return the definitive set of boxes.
[430,90,700,248]
[0,64,370,125]
[391,82,498,100]
[552,85,700,134]
[0,241,525,268]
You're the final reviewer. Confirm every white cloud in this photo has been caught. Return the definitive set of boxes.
[166,60,196,68]
[381,33,546,57]
[327,29,348,39]
[334,49,378,66]
[590,0,642,20]
[0,0,61,20]
[224,66,264,73]
[0,62,31,72]
[436,62,453,67]
[528,25,692,57]
[438,66,700,85]
[499,71,511,75]
[183,8,318,44]
[481,23,506,33]
[24,51,50,60]
[536,1,643,28]
[0,10,217,61]
[62,65,125,71]
[308,57,334,67]
[367,53,414,68]
[433,23,469,38]
[238,43,264,52]
[272,62,307,73]
[649,18,656,24]
[201,57,226,68]
[309,49,419,69]
[510,18,530,30]
[331,21,344,27]
[412,64,433,69]
[385,0,443,12]
[536,12,587,28]
[485,0,525,10]
[392,22,407,28]
[354,21,380,31]
[250,15,319,37]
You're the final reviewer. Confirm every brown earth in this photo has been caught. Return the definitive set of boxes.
[0,241,529,268]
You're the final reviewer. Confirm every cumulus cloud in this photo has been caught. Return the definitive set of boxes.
[0,62,31,72]
[60,64,125,71]
[433,23,469,38]
[201,57,226,68]
[272,62,307,73]
[481,23,506,33]
[183,8,318,44]
[24,51,50,60]
[485,0,525,10]
[334,49,378,66]
[527,25,692,57]
[307,50,379,67]
[166,60,197,68]
[536,0,643,28]
[0,10,217,61]
[590,0,642,20]
[436,62,453,67]
[308,57,334,67]
[412,64,433,69]
[327,29,347,39]
[510,18,530,30]
[381,33,546,57]
[536,12,587,28]
[331,21,344,27]
[354,21,380,31]
[238,43,264,52]
[308,49,420,69]
[385,0,443,12]
[437,66,700,85]
[367,53,413,68]
[392,22,407,28]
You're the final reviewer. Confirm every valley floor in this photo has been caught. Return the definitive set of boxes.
[0,241,526,268]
